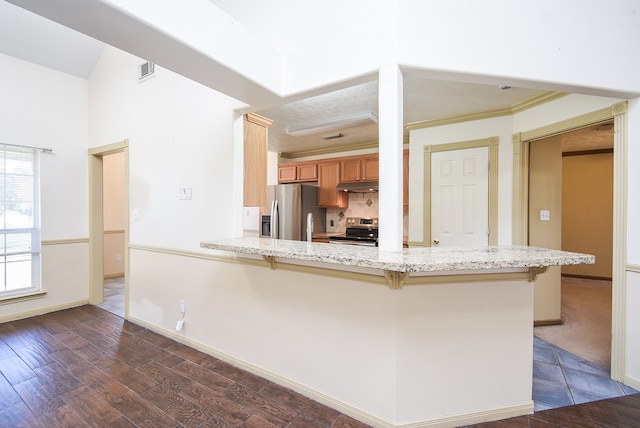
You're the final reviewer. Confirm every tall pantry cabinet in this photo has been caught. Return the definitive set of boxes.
[243,113,272,207]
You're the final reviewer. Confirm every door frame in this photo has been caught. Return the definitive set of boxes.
[422,136,499,247]
[88,140,129,316]
[512,101,628,381]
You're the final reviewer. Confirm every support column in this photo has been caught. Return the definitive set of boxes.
[378,65,403,252]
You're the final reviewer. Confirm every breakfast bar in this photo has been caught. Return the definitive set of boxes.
[201,237,593,287]
[199,238,594,427]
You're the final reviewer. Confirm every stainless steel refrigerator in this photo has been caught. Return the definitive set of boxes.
[267,184,326,241]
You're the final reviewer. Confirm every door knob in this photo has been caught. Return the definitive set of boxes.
[433,239,440,245]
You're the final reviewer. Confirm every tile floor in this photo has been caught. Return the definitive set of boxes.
[96,276,125,318]
[95,277,638,413]
[532,335,637,411]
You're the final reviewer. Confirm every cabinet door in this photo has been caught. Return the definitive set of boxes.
[361,156,379,182]
[278,164,298,183]
[243,116,268,206]
[297,163,318,181]
[318,162,348,208]
[340,158,361,182]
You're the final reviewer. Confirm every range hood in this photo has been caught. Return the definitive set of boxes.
[336,181,379,193]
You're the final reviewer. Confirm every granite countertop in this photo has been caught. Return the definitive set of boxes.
[200,237,594,273]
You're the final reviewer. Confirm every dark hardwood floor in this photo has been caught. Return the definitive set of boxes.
[468,393,640,427]
[1,305,638,427]
[0,305,367,427]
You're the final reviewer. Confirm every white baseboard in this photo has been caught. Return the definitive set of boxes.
[395,402,533,428]
[127,315,533,428]
[624,375,640,392]
[0,299,88,323]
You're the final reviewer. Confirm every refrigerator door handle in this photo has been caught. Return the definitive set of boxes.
[307,212,313,242]
[270,200,278,239]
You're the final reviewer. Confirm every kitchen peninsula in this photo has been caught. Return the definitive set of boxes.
[199,238,593,427]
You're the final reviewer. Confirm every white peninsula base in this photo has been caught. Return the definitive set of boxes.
[151,240,591,427]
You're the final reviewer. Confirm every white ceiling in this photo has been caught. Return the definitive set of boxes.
[0,1,104,78]
[0,0,612,156]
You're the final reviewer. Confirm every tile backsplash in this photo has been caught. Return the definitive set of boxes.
[325,192,408,237]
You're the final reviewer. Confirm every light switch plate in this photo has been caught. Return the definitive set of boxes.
[540,210,550,221]
[179,186,192,200]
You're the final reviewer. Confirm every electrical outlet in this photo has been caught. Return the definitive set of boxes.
[116,254,122,262]
[178,186,192,200]
[179,299,186,313]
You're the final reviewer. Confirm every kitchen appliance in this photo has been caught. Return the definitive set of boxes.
[266,184,326,241]
[329,217,379,246]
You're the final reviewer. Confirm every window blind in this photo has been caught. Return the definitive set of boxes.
[0,146,41,296]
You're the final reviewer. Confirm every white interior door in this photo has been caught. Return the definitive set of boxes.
[431,147,489,247]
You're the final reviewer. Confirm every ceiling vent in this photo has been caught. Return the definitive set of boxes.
[137,61,155,82]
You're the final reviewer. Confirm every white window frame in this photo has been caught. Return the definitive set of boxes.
[0,145,42,301]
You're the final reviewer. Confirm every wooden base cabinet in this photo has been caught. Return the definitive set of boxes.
[318,161,348,208]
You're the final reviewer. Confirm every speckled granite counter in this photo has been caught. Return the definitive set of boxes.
[200,237,594,273]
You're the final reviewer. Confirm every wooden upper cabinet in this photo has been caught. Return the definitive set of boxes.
[243,113,272,207]
[362,155,379,181]
[278,161,318,183]
[340,154,379,183]
[297,162,318,181]
[278,164,297,182]
[318,161,348,208]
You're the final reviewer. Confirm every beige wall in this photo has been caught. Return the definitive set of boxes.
[529,135,563,323]
[103,152,125,277]
[562,153,613,278]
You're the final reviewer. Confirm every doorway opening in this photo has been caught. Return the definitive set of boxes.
[532,122,614,370]
[96,152,126,317]
[524,116,637,410]
[88,140,129,318]
[513,102,628,384]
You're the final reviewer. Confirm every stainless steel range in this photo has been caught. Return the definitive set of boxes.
[329,217,378,246]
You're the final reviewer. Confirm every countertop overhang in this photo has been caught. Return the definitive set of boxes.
[200,237,594,274]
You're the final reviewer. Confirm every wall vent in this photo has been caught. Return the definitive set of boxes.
[137,61,155,82]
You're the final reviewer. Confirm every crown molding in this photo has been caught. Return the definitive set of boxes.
[279,137,410,159]
[245,113,273,127]
[406,107,513,131]
[510,91,568,113]
[279,141,379,159]
[406,91,568,131]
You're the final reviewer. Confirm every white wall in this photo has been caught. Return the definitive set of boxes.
[626,97,640,387]
[627,97,640,263]
[512,94,623,132]
[89,46,245,251]
[398,0,640,97]
[0,53,90,322]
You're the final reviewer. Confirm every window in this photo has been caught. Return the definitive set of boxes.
[0,146,41,298]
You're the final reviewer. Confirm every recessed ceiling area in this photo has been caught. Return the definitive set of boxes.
[258,78,547,154]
